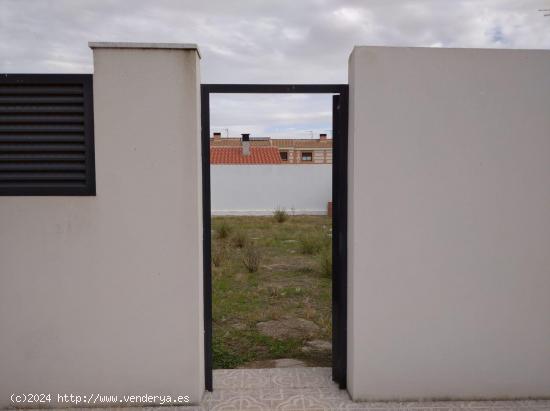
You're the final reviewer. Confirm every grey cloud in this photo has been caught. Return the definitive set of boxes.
[1,0,549,136]
[210,93,333,138]
[3,0,549,79]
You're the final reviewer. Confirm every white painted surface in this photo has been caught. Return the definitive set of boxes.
[0,46,204,406]
[348,46,550,400]
[89,41,201,58]
[211,165,331,215]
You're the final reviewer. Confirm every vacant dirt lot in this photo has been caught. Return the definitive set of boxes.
[211,215,332,369]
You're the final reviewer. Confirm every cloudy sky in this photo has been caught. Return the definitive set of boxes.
[2,0,549,138]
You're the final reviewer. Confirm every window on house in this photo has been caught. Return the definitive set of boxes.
[301,151,313,162]
[280,151,288,161]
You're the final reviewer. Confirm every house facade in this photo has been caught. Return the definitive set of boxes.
[210,132,332,164]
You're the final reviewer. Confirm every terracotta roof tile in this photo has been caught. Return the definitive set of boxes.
[211,139,240,147]
[211,146,282,164]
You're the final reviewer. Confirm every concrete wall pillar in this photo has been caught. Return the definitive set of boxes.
[347,46,550,400]
[0,43,204,406]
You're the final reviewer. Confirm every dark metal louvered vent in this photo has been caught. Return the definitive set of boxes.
[0,74,95,195]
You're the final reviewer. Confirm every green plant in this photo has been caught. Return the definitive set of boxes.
[273,207,288,223]
[299,231,326,255]
[217,221,232,239]
[212,244,228,267]
[232,230,248,248]
[318,246,332,277]
[213,337,249,369]
[242,244,262,273]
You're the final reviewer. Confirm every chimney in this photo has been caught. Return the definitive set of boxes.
[241,133,250,156]
[320,133,327,141]
[213,132,222,141]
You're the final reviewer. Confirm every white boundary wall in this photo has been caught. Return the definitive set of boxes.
[0,44,204,406]
[211,164,331,215]
[348,46,550,400]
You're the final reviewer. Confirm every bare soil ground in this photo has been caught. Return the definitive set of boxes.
[211,215,332,369]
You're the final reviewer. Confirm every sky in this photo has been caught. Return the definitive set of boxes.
[2,0,549,138]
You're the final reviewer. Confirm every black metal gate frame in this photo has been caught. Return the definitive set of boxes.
[200,84,348,391]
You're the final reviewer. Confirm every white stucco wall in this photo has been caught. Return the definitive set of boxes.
[348,46,550,400]
[211,164,331,215]
[0,43,204,406]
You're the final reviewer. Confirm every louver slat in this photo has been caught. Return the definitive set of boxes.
[0,124,85,132]
[0,96,84,104]
[0,163,86,171]
[0,172,87,181]
[0,86,83,94]
[0,115,84,123]
[0,153,86,161]
[0,144,86,152]
[0,105,85,113]
[0,74,95,195]
[0,135,85,142]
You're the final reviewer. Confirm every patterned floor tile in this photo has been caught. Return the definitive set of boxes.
[213,368,334,390]
[339,400,550,411]
[203,387,350,410]
[214,369,274,390]
[203,367,550,411]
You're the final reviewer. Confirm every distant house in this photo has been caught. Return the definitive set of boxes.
[210,132,332,164]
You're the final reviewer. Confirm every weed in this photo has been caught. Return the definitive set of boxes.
[273,207,288,223]
[318,246,332,277]
[297,265,314,274]
[212,244,228,267]
[281,286,304,297]
[299,231,327,255]
[217,221,232,239]
[267,337,302,357]
[266,286,281,298]
[213,336,250,368]
[242,244,262,273]
[232,230,248,248]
